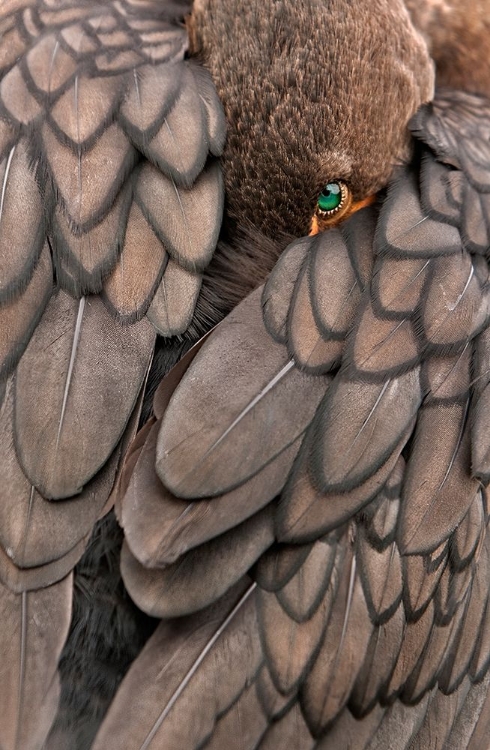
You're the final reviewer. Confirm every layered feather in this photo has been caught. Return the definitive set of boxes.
[107,89,490,748]
[0,0,226,745]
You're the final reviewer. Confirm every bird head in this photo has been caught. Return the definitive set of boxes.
[189,0,434,238]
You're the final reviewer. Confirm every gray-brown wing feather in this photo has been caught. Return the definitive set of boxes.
[99,90,490,748]
[0,0,226,746]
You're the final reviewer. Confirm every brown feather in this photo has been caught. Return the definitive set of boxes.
[387,601,435,697]
[419,151,460,224]
[362,458,403,550]
[310,229,361,339]
[157,287,328,499]
[423,346,471,404]
[450,673,490,750]
[398,403,479,554]
[255,664,296,720]
[119,62,184,135]
[0,537,87,594]
[278,428,409,543]
[0,242,52,380]
[49,73,121,146]
[25,33,78,95]
[42,122,137,230]
[302,549,373,734]
[0,574,72,750]
[254,543,313,593]
[403,598,467,703]
[93,581,261,750]
[422,253,486,350]
[350,298,419,375]
[357,532,403,624]
[143,63,209,188]
[52,185,132,296]
[121,506,273,618]
[0,140,45,302]
[102,202,168,322]
[471,326,490,481]
[402,545,448,620]
[262,237,311,344]
[121,420,300,567]
[203,681,268,750]
[462,184,489,253]
[313,370,421,492]
[257,546,343,695]
[0,381,118,569]
[379,169,461,259]
[14,292,155,498]
[471,597,490,682]
[135,158,223,272]
[436,559,473,625]
[147,260,202,336]
[259,583,331,696]
[365,691,433,750]
[350,605,405,716]
[288,259,343,373]
[276,537,337,622]
[372,256,429,317]
[0,64,42,124]
[409,680,471,750]
[258,703,314,750]
[316,705,384,750]
[439,537,490,693]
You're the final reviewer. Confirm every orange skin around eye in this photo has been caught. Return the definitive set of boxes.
[309,194,376,235]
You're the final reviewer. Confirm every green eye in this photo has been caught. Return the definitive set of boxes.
[316,180,348,218]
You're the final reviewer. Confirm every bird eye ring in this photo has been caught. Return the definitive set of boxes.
[315,180,350,219]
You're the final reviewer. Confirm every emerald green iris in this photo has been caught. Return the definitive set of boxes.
[317,182,342,212]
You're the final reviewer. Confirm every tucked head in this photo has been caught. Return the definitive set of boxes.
[189,0,434,237]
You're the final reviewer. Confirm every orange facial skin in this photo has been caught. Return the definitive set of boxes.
[309,194,376,235]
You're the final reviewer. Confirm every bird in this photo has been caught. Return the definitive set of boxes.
[0,0,489,748]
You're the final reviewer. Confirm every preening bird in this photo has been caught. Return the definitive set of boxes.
[0,0,489,748]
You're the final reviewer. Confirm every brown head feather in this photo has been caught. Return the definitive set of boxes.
[190,0,434,237]
[405,0,490,97]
